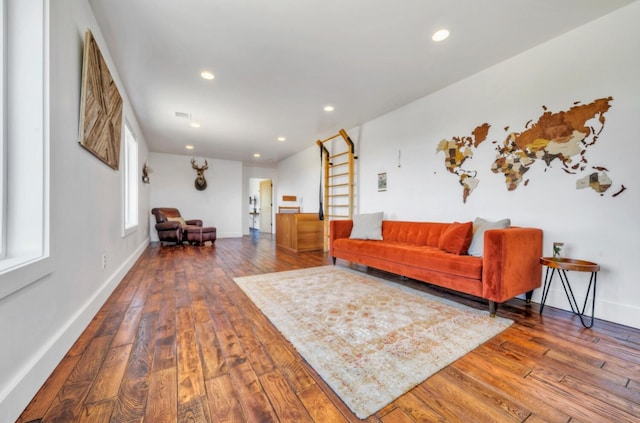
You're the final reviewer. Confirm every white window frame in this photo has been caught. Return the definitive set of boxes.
[123,121,138,234]
[0,0,51,300]
[1,0,6,258]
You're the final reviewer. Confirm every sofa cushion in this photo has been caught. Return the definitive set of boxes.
[468,217,511,257]
[438,221,473,255]
[382,221,448,246]
[349,212,384,240]
[332,238,482,280]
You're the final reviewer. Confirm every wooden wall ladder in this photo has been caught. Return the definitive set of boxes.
[316,129,356,251]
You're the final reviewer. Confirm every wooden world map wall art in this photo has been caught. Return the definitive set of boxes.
[78,30,123,170]
[435,97,626,203]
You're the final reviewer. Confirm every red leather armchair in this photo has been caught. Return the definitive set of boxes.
[151,207,202,245]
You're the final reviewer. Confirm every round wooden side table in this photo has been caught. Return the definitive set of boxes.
[539,257,600,328]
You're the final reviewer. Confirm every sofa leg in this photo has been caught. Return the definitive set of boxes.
[525,290,533,304]
[489,301,498,317]
[331,257,336,265]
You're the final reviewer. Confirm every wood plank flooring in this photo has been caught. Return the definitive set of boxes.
[18,233,640,422]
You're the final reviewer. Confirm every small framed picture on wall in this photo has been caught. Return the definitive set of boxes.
[378,172,387,191]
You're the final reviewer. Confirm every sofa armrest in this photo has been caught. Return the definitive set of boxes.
[481,227,543,303]
[186,219,203,227]
[329,220,353,256]
[156,221,181,231]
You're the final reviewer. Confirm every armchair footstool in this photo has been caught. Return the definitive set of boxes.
[183,225,217,246]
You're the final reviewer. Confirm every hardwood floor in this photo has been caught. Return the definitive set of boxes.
[18,233,640,422]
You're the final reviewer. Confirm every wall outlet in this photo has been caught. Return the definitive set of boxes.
[101,254,107,270]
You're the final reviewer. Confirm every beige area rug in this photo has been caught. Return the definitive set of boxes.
[234,265,513,419]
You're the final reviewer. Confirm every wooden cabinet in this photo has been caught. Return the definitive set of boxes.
[275,213,323,252]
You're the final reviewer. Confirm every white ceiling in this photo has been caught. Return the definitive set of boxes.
[89,0,636,165]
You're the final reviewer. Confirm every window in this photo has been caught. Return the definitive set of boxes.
[0,0,50,299]
[123,122,138,232]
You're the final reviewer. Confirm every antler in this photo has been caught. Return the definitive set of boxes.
[191,158,208,171]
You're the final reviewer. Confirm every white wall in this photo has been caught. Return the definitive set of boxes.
[0,0,151,421]
[278,3,640,329]
[149,152,243,239]
[277,146,324,214]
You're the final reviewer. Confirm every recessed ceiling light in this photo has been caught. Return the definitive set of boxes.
[253,153,261,158]
[324,105,334,112]
[432,29,450,42]
[200,71,215,80]
[190,121,201,128]
[185,145,194,150]
[277,137,286,142]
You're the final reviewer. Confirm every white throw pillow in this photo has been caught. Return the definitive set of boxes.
[349,212,384,240]
[167,216,187,226]
[467,217,511,257]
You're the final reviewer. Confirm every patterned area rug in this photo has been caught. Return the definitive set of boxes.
[234,265,512,419]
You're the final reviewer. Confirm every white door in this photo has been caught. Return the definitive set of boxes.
[259,180,272,233]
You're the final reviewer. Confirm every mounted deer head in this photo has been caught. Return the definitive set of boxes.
[191,158,209,191]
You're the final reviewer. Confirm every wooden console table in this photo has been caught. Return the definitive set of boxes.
[275,213,323,252]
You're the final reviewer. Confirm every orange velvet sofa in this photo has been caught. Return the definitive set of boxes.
[330,220,543,316]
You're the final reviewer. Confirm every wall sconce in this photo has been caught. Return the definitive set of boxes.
[142,162,151,183]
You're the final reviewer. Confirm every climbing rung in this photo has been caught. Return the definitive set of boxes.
[328,214,350,218]
[329,151,349,159]
[328,183,350,188]
[328,205,349,208]
[329,172,349,178]
[318,133,342,143]
[329,161,348,168]
[329,194,349,198]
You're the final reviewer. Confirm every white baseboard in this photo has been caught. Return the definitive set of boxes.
[218,231,244,238]
[524,288,639,329]
[0,240,149,423]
